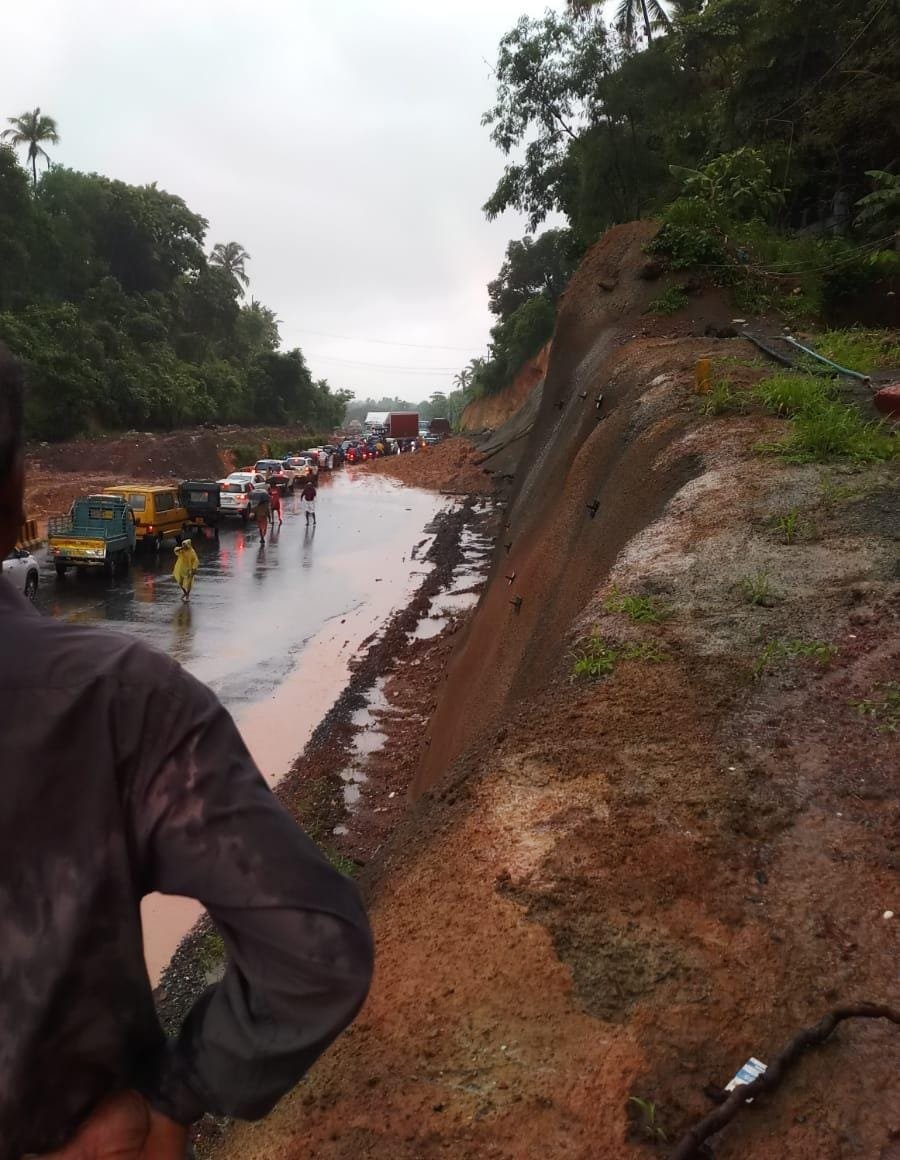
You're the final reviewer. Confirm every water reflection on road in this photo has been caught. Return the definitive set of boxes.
[35,470,444,980]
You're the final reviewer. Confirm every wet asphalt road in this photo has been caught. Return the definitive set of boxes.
[34,470,443,734]
[32,469,446,981]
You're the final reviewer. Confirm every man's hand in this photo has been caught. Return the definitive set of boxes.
[38,1090,188,1159]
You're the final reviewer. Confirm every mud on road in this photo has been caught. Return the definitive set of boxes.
[156,494,498,1077]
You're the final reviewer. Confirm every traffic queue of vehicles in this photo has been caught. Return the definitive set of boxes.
[13,432,444,592]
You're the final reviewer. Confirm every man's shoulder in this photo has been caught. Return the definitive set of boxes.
[0,610,179,693]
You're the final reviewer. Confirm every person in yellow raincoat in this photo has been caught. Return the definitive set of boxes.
[172,537,200,602]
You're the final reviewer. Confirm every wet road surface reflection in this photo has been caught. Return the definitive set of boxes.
[35,470,444,980]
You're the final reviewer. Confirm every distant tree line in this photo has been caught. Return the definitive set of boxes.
[0,113,351,440]
[342,390,469,431]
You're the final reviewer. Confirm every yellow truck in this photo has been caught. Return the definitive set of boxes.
[102,484,188,550]
[48,495,136,578]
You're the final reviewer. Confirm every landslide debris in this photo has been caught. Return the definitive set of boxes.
[211,223,899,1160]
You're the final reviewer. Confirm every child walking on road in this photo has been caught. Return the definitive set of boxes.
[172,538,199,601]
[300,479,317,525]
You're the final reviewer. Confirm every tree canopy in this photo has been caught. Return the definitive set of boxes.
[0,133,349,440]
[462,0,899,400]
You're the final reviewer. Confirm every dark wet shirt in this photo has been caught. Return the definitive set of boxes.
[0,579,373,1158]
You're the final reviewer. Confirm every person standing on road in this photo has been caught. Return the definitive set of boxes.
[0,344,373,1158]
[172,537,199,602]
[252,488,270,545]
[269,482,283,526]
[300,478,317,525]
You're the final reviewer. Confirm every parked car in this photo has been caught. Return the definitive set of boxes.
[179,480,222,534]
[49,495,136,577]
[102,485,188,551]
[2,546,39,600]
[254,458,293,493]
[218,477,252,522]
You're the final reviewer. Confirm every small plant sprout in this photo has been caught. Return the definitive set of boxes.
[701,380,745,416]
[740,572,777,606]
[603,588,672,624]
[852,682,900,733]
[751,638,838,680]
[628,1096,668,1143]
[774,508,800,543]
[572,637,619,681]
[571,636,668,681]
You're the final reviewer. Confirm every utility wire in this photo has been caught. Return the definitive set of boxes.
[768,0,894,120]
[296,327,476,352]
[305,352,457,374]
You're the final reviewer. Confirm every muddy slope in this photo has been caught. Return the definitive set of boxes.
[460,342,551,433]
[214,223,898,1160]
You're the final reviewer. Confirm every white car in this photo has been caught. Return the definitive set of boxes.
[283,455,314,486]
[218,476,253,521]
[2,547,39,601]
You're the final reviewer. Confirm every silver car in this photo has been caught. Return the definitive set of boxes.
[2,547,39,601]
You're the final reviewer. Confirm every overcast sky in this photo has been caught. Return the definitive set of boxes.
[4,0,567,401]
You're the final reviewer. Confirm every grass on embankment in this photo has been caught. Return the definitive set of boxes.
[699,328,899,466]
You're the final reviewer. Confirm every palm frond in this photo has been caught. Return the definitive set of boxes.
[614,0,636,38]
[647,0,672,26]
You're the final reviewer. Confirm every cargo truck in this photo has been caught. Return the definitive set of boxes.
[428,417,451,439]
[48,495,136,578]
[388,412,420,439]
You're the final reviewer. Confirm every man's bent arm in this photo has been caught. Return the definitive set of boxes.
[126,662,374,1123]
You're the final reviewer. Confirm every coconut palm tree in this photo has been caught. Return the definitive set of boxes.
[2,107,59,186]
[614,0,671,43]
[209,241,251,293]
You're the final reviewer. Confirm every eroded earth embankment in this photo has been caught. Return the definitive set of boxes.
[215,223,898,1160]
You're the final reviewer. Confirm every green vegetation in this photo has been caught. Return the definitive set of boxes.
[813,329,900,374]
[853,682,900,734]
[457,0,900,397]
[628,1097,668,1144]
[572,635,668,680]
[753,369,896,464]
[752,638,838,680]
[753,374,835,417]
[460,229,579,400]
[603,588,672,623]
[646,285,689,315]
[0,128,351,440]
[196,928,226,975]
[701,380,746,416]
[324,849,358,877]
[781,405,895,463]
[773,509,801,544]
[740,572,777,606]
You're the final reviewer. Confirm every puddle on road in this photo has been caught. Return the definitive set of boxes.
[141,489,496,984]
[137,477,445,985]
[412,615,450,640]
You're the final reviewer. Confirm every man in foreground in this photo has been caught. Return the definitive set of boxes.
[0,344,374,1157]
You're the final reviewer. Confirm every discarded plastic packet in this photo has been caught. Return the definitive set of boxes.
[725,1057,767,1102]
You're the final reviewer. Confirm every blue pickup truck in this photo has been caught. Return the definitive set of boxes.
[48,495,137,577]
